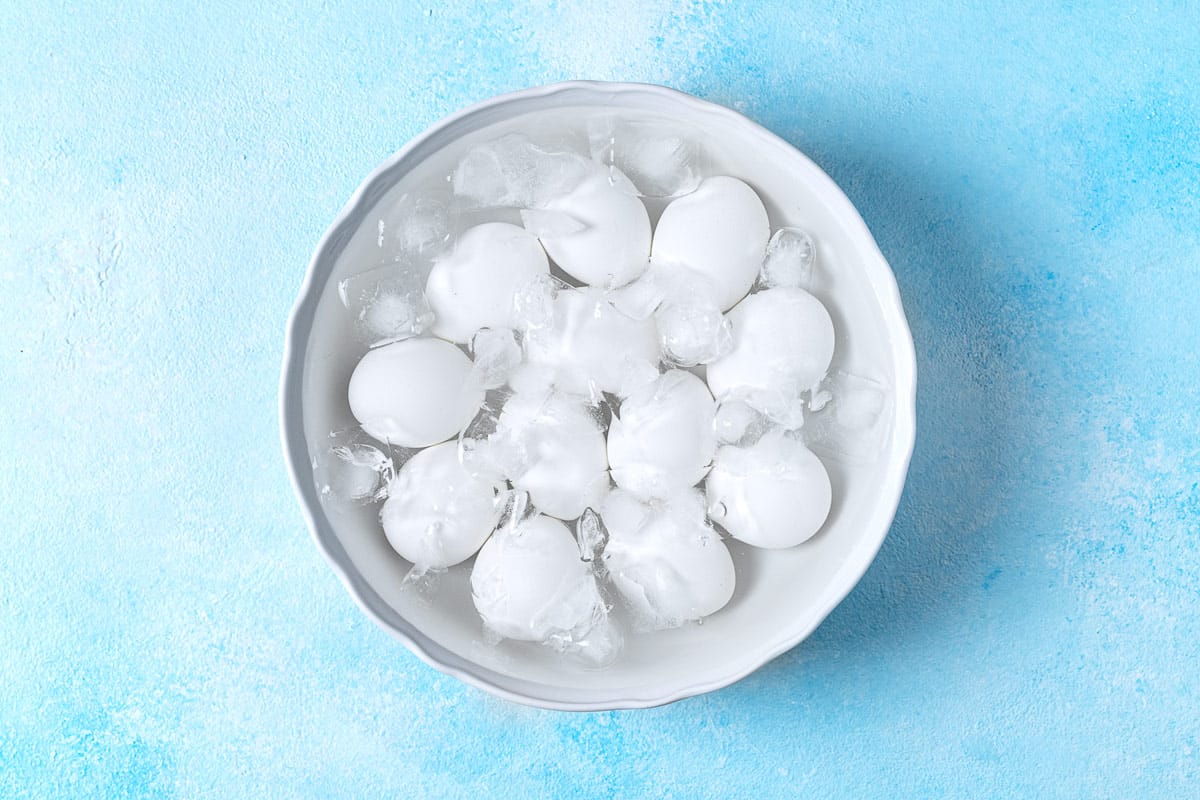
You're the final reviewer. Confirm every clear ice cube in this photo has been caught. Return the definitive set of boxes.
[337,263,434,346]
[803,370,893,464]
[469,328,522,390]
[376,191,452,263]
[451,134,592,209]
[760,227,817,290]
[588,118,706,198]
[519,207,588,239]
[718,386,807,431]
[511,272,571,334]
[713,400,772,447]
[576,508,608,563]
[653,270,732,367]
[457,388,532,481]
[312,429,394,505]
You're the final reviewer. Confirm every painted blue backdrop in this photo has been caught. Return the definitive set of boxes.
[1,2,1197,797]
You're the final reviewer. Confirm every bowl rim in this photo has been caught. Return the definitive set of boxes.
[280,80,917,711]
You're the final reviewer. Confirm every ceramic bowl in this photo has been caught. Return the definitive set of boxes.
[280,81,916,710]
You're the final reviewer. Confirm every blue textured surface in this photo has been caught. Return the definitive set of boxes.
[2,2,1198,797]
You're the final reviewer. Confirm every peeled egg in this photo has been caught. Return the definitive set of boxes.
[522,287,660,397]
[705,431,832,548]
[471,515,606,642]
[347,338,483,448]
[497,388,609,520]
[378,441,500,568]
[607,370,716,500]
[651,176,770,311]
[540,170,651,288]
[425,222,549,343]
[706,287,835,401]
[600,489,736,629]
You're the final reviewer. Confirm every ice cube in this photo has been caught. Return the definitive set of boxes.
[576,507,609,563]
[457,387,531,481]
[492,487,534,535]
[469,327,522,390]
[519,207,588,239]
[451,134,592,209]
[803,370,893,465]
[713,399,772,447]
[650,268,732,367]
[606,264,672,321]
[588,118,706,199]
[760,227,816,290]
[510,272,571,334]
[338,263,434,346]
[376,191,452,262]
[312,429,394,505]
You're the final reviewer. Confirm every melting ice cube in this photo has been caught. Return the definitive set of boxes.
[338,263,434,346]
[312,429,394,505]
[376,191,452,263]
[469,327,522,390]
[803,370,893,465]
[760,227,817,290]
[587,118,706,199]
[451,134,592,209]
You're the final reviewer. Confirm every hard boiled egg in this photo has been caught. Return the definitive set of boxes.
[600,489,736,628]
[651,176,770,311]
[607,370,716,499]
[539,170,651,288]
[425,222,549,343]
[706,287,835,402]
[347,337,483,448]
[522,287,660,398]
[705,431,832,548]
[471,514,606,642]
[496,387,609,520]
[379,441,500,568]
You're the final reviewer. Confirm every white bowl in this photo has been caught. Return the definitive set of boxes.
[280,81,916,710]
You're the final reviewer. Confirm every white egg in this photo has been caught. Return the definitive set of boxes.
[522,287,661,397]
[378,442,500,568]
[497,388,609,520]
[651,176,770,311]
[600,489,736,628]
[540,171,651,288]
[426,222,549,343]
[471,515,606,642]
[347,338,484,448]
[705,431,832,548]
[706,287,835,401]
[607,370,716,499]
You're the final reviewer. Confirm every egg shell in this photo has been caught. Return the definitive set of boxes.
[600,489,736,628]
[706,287,835,402]
[470,515,605,642]
[426,222,549,343]
[540,171,652,288]
[522,287,660,397]
[705,432,832,548]
[379,442,500,568]
[607,370,716,499]
[347,338,484,448]
[651,176,770,311]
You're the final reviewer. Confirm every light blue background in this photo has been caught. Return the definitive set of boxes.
[2,1,1198,797]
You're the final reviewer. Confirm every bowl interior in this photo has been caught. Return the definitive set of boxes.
[284,83,915,709]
